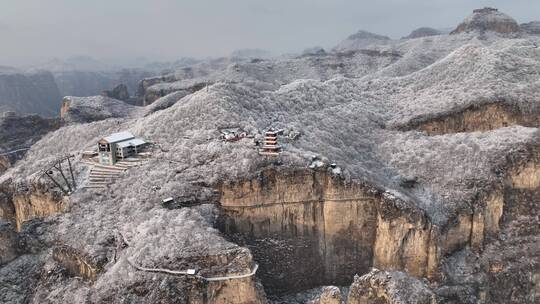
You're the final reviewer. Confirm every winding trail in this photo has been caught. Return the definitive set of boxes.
[121,230,259,282]
[127,258,259,282]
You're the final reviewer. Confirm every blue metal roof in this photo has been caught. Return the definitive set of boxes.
[116,138,147,148]
[102,131,135,144]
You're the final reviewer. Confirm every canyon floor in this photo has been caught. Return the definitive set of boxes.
[1,7,539,304]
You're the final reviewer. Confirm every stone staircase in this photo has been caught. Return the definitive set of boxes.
[82,159,144,189]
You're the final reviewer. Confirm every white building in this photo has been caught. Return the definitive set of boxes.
[97,131,147,165]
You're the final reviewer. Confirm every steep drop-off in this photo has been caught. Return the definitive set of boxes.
[218,150,538,296]
[218,169,439,294]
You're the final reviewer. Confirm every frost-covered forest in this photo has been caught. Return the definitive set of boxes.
[1,7,540,304]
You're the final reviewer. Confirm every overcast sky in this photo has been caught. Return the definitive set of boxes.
[1,0,539,67]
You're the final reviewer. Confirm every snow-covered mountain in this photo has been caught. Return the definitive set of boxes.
[1,7,540,304]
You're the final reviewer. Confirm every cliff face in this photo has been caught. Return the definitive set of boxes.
[220,170,381,293]
[219,153,537,298]
[12,189,66,231]
[219,169,439,294]
[0,71,61,116]
[401,103,539,135]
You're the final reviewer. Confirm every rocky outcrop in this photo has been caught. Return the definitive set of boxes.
[308,286,343,304]
[333,30,392,52]
[400,103,539,135]
[347,269,437,304]
[0,70,61,116]
[60,95,140,123]
[403,27,442,39]
[137,74,177,104]
[521,21,540,35]
[451,8,520,35]
[101,83,130,102]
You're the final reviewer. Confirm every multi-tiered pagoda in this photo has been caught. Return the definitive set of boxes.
[259,129,281,156]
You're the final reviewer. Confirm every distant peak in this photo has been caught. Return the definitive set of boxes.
[451,7,520,35]
[347,30,390,41]
[333,30,391,52]
[521,21,540,35]
[403,27,442,39]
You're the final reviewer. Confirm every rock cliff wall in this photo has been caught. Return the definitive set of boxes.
[219,170,440,294]
[401,103,539,135]
[218,155,537,295]
[12,189,66,231]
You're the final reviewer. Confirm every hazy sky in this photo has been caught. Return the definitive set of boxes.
[1,0,540,67]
